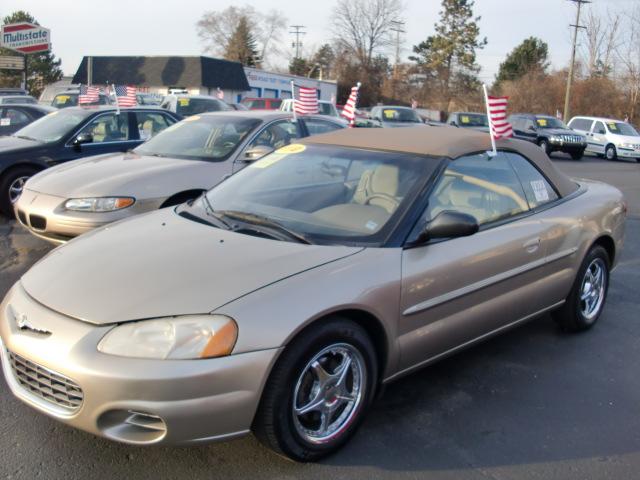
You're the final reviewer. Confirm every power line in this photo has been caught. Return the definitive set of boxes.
[563,0,590,123]
[289,25,306,59]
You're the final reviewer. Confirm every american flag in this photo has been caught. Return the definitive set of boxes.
[114,85,137,107]
[486,95,513,139]
[340,83,361,127]
[294,85,319,115]
[78,85,100,104]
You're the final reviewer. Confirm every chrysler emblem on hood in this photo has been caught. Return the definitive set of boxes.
[16,314,51,336]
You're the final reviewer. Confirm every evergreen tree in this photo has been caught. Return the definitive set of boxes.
[289,57,308,76]
[224,16,260,67]
[495,37,549,86]
[0,11,63,97]
[409,0,487,109]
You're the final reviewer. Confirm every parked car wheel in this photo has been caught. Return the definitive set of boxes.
[570,149,584,160]
[553,245,610,332]
[253,317,378,462]
[605,144,617,161]
[539,139,551,155]
[0,166,39,217]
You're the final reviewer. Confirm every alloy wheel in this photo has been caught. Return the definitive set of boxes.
[8,175,29,204]
[292,343,366,445]
[579,258,607,321]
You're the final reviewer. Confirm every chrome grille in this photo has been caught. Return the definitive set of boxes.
[8,351,83,412]
[561,134,583,143]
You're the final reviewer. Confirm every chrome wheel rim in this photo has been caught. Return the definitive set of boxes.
[8,175,29,204]
[606,147,615,160]
[292,343,366,445]
[580,258,607,321]
[540,142,547,150]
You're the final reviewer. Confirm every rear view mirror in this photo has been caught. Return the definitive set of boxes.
[243,145,274,161]
[417,210,479,243]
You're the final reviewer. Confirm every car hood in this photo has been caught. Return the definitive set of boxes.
[26,151,206,197]
[20,208,363,324]
[609,134,640,143]
[0,135,43,154]
[542,128,584,137]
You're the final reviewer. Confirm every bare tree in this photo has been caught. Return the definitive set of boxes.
[332,0,404,69]
[581,8,621,77]
[616,4,640,121]
[196,6,287,67]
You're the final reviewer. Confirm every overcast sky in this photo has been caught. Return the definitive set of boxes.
[1,0,633,81]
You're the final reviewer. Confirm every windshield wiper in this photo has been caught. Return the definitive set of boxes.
[199,194,233,230]
[217,210,312,244]
[13,135,39,142]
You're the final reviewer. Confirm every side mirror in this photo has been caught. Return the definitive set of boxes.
[243,145,274,162]
[527,125,537,132]
[73,133,93,146]
[415,211,479,244]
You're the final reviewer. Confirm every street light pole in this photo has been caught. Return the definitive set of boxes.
[563,0,590,123]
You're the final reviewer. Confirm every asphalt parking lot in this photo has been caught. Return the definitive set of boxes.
[1,153,639,480]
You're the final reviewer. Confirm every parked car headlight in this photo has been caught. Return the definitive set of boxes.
[97,315,238,359]
[64,197,135,212]
[550,135,562,143]
[619,142,635,149]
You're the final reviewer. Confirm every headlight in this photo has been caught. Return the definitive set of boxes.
[550,135,562,142]
[97,315,238,359]
[619,142,635,149]
[64,197,135,212]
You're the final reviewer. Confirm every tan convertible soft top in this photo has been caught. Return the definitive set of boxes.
[302,126,578,197]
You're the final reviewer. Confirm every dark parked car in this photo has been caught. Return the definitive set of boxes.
[0,106,180,216]
[509,113,587,160]
[369,106,426,128]
[0,104,56,136]
[0,95,38,105]
[51,90,112,108]
[447,112,489,131]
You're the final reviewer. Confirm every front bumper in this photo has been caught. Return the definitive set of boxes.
[13,190,162,244]
[616,147,640,159]
[0,283,280,445]
[548,139,587,152]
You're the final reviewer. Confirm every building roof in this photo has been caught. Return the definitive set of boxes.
[302,126,578,197]
[72,56,250,91]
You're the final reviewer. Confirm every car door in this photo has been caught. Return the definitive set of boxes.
[398,152,551,371]
[233,119,302,173]
[70,112,140,158]
[589,121,607,155]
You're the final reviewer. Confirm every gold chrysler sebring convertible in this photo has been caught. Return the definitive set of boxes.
[0,127,626,461]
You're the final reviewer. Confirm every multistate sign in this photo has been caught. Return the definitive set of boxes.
[0,22,50,54]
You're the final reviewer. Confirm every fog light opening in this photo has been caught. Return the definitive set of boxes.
[97,409,167,444]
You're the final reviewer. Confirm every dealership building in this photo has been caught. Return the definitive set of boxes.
[72,56,337,103]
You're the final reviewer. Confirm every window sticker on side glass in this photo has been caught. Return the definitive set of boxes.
[0,118,10,126]
[530,180,549,202]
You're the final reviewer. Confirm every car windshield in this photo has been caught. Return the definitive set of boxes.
[535,117,567,129]
[457,113,488,127]
[380,108,422,123]
[192,144,439,245]
[137,94,162,106]
[12,109,92,142]
[319,103,336,116]
[135,114,261,161]
[176,98,227,116]
[606,121,639,136]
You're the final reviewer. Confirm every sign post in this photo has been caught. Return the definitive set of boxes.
[0,22,51,92]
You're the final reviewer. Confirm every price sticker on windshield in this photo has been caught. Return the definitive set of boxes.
[536,118,547,127]
[460,115,470,124]
[277,144,306,154]
[178,98,190,106]
[383,109,396,119]
[57,95,69,103]
[608,122,618,132]
[251,144,306,169]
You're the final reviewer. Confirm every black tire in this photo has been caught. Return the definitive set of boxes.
[253,317,378,462]
[0,166,39,217]
[552,245,610,332]
[570,149,584,160]
[539,139,551,155]
[605,144,617,161]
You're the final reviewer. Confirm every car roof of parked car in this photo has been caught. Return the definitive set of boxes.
[302,125,578,197]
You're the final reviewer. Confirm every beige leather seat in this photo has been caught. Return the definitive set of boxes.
[352,164,400,213]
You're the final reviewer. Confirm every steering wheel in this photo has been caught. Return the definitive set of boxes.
[364,193,400,210]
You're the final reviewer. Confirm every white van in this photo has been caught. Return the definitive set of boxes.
[568,116,640,161]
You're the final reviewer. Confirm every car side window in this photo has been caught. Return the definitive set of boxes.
[505,152,559,208]
[246,120,300,151]
[77,113,130,143]
[303,118,343,135]
[423,152,529,226]
[135,112,173,140]
[593,121,606,134]
[523,118,535,131]
[2,108,31,128]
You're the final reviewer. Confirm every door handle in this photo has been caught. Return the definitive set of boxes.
[523,237,541,253]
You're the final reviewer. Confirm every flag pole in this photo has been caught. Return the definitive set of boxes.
[290,80,297,122]
[482,84,497,157]
[112,84,120,115]
[351,82,361,128]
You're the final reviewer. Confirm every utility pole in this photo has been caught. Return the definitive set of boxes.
[563,0,590,123]
[389,20,405,100]
[289,25,306,59]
